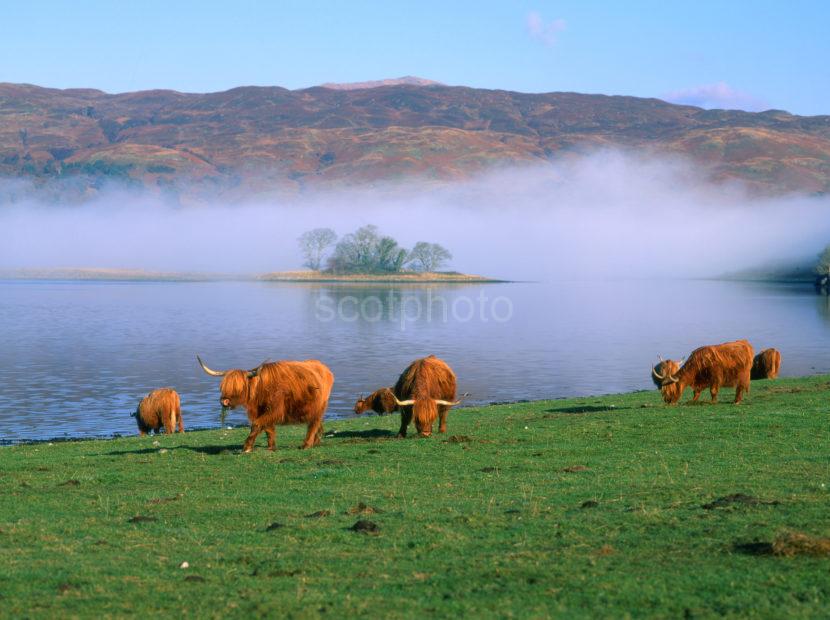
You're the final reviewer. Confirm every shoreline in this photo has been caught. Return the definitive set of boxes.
[3,373,826,447]
[0,268,507,284]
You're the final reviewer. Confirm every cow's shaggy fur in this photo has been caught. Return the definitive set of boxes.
[751,348,782,380]
[655,339,754,405]
[134,388,183,435]
[394,355,457,437]
[216,360,334,451]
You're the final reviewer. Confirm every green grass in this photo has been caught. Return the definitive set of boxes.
[2,376,829,618]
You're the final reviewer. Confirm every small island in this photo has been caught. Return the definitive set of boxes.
[262,224,503,283]
[258,271,504,283]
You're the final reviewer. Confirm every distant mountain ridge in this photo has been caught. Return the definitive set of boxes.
[1,80,829,202]
[319,76,443,90]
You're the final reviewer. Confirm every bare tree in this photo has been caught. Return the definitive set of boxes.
[298,228,338,271]
[407,242,452,272]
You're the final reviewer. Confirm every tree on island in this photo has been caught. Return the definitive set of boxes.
[298,228,338,270]
[407,241,453,272]
[297,224,453,274]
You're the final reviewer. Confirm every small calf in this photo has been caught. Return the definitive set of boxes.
[133,388,183,435]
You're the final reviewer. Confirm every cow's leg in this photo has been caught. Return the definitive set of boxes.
[438,405,449,433]
[177,405,184,433]
[733,384,744,404]
[397,408,412,438]
[264,426,277,451]
[301,418,323,449]
[691,389,701,403]
[164,409,176,434]
[242,424,263,453]
[710,385,719,403]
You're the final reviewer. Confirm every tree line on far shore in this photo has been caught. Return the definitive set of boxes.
[298,226,453,274]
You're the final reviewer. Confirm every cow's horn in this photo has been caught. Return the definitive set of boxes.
[197,355,226,377]
[652,365,665,380]
[392,395,416,407]
[247,360,269,378]
[678,358,685,366]
[667,373,680,384]
[434,392,470,406]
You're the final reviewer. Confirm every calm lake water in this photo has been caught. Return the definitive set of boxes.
[1,279,828,442]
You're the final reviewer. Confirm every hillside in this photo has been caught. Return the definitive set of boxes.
[2,80,829,202]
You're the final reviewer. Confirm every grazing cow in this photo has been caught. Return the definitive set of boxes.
[650,357,683,389]
[197,356,334,451]
[751,348,782,380]
[353,388,398,416]
[366,355,463,438]
[133,388,183,435]
[652,339,754,404]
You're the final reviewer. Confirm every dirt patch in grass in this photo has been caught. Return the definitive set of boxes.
[128,515,157,523]
[265,522,285,531]
[446,435,473,443]
[346,502,384,516]
[59,479,80,487]
[480,466,498,473]
[562,465,589,473]
[306,510,332,518]
[581,500,599,509]
[184,575,205,582]
[702,494,780,509]
[147,493,183,504]
[734,531,830,557]
[350,520,380,534]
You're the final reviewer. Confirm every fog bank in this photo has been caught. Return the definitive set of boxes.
[3,150,829,280]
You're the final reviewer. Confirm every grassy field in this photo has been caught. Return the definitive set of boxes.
[1,376,829,618]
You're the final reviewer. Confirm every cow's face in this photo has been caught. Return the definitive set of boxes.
[353,396,369,415]
[218,370,249,409]
[660,381,684,404]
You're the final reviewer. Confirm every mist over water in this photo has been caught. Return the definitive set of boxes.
[3,150,829,279]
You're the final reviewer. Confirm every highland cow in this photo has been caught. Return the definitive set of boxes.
[133,388,183,436]
[652,339,754,405]
[751,348,782,380]
[356,355,463,438]
[197,355,334,451]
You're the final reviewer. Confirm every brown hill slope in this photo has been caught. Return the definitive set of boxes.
[1,81,829,201]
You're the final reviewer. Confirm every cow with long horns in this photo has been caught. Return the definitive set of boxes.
[652,339,754,404]
[197,356,334,451]
[751,348,782,380]
[355,355,463,438]
[133,388,183,436]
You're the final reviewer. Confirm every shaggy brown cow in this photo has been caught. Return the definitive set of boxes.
[652,339,754,404]
[133,388,183,435]
[751,348,782,380]
[375,355,463,438]
[353,388,398,416]
[197,355,334,451]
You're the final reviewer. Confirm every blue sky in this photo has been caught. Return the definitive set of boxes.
[2,1,828,115]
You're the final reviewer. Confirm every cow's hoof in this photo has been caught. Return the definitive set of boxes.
[242,447,253,454]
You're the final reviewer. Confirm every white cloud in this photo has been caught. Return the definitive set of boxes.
[526,11,566,46]
[663,81,768,112]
